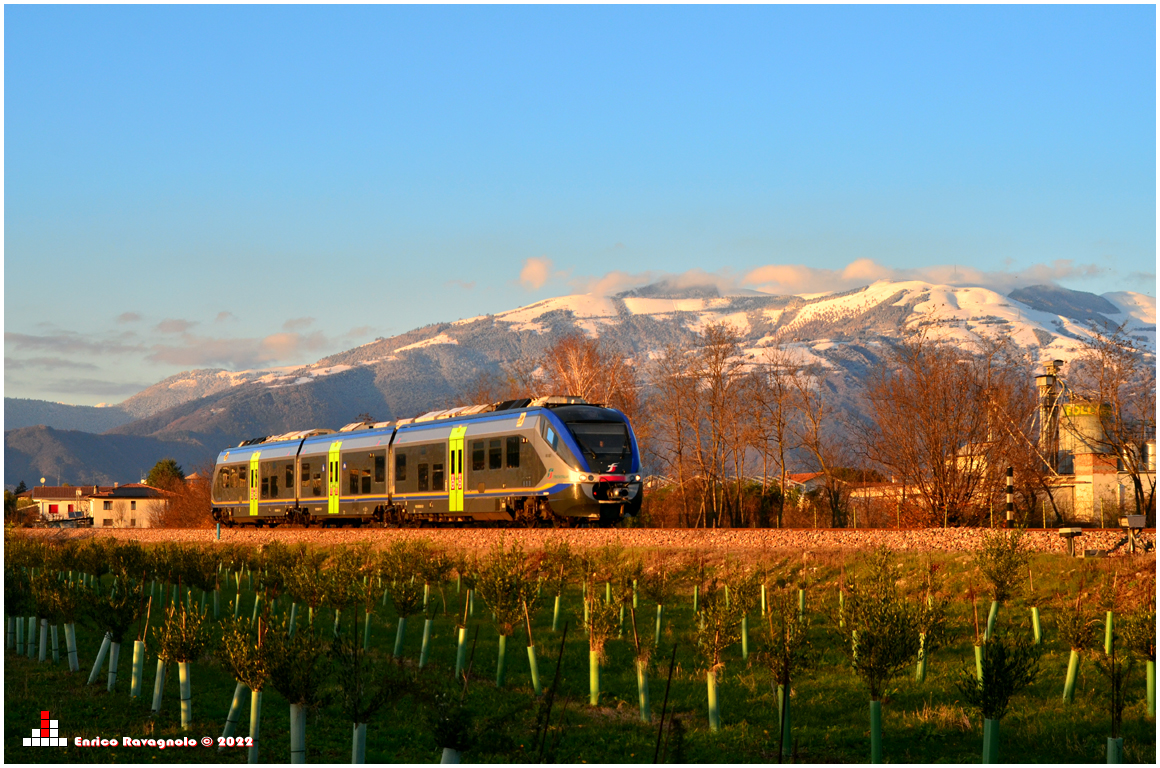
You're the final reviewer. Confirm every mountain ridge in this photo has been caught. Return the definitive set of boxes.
[5,280,1153,487]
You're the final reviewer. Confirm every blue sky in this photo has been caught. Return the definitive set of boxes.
[4,4,1155,406]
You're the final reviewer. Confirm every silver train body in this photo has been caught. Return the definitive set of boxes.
[210,397,643,527]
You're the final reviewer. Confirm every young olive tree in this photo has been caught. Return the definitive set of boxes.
[695,580,742,732]
[763,576,814,758]
[220,616,271,764]
[956,629,1041,763]
[153,602,215,730]
[475,540,536,689]
[836,547,921,763]
[1057,593,1097,704]
[914,560,951,684]
[538,540,575,632]
[1120,604,1156,717]
[975,528,1030,641]
[266,619,331,764]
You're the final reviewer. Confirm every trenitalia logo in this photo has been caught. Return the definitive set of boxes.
[23,710,65,747]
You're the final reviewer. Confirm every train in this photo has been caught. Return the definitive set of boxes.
[210,395,643,528]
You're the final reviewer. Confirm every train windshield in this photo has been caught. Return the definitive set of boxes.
[565,421,632,473]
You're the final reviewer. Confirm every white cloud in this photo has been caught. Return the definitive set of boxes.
[561,258,1111,299]
[519,257,556,290]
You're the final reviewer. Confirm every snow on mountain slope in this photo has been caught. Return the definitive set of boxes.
[108,280,1157,416]
[1102,291,1156,326]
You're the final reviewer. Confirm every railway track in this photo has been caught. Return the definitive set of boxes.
[20,525,1155,557]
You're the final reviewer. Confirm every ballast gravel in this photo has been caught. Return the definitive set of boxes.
[23,525,1154,558]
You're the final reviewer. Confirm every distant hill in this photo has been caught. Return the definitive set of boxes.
[4,398,135,433]
[3,425,211,488]
[5,279,1154,488]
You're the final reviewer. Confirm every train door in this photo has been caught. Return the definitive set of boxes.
[449,426,466,513]
[249,452,261,516]
[328,441,343,515]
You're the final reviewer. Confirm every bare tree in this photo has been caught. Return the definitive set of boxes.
[646,341,698,527]
[792,362,853,527]
[1069,323,1157,522]
[154,463,213,528]
[689,324,748,528]
[751,343,802,528]
[456,369,521,407]
[861,333,1033,527]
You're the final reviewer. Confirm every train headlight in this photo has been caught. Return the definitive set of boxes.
[587,474,595,482]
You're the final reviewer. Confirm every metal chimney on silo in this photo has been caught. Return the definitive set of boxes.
[1035,359,1064,472]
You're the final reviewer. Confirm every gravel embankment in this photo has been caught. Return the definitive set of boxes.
[21,526,1155,557]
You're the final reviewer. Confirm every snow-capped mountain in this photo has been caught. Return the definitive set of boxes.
[5,280,1154,487]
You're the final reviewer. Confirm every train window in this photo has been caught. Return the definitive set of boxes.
[271,473,280,498]
[418,463,429,492]
[311,469,322,497]
[361,468,372,495]
[432,463,444,492]
[472,441,485,471]
[349,467,359,496]
[395,453,407,482]
[506,436,520,468]
[301,463,310,486]
[375,454,386,484]
[544,425,559,451]
[489,439,502,470]
[286,464,294,490]
[261,476,270,499]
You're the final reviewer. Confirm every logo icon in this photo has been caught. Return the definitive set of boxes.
[24,710,65,747]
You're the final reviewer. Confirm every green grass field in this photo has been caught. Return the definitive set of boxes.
[4,548,1156,764]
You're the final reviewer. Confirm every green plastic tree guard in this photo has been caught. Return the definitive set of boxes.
[130,640,145,699]
[589,650,601,706]
[88,631,112,685]
[393,616,408,659]
[982,717,999,763]
[777,684,792,757]
[289,703,305,763]
[64,623,79,672]
[1106,737,1123,763]
[219,682,248,751]
[455,626,468,680]
[179,661,193,730]
[496,634,508,687]
[985,600,999,642]
[1063,649,1081,703]
[741,614,749,661]
[707,669,720,732]
[352,722,367,764]
[1031,607,1041,645]
[636,659,650,722]
[247,690,262,764]
[1146,659,1155,717]
[527,644,541,695]
[870,699,882,763]
[419,618,433,668]
[151,660,167,713]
